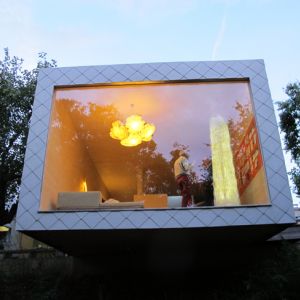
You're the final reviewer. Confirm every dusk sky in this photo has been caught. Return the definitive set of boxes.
[1,0,299,203]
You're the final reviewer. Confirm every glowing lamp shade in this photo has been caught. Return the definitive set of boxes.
[110,114,155,147]
[110,121,128,140]
[121,134,142,147]
[81,180,88,192]
[125,115,145,132]
[141,123,156,141]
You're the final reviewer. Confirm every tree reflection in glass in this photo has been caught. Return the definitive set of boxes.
[40,81,270,210]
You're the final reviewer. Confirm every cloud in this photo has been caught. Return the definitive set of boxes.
[211,12,227,60]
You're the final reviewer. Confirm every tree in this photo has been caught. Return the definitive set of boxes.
[0,48,56,225]
[278,81,300,196]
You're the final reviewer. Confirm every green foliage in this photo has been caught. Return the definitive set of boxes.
[240,242,300,300]
[278,81,300,196]
[0,48,56,225]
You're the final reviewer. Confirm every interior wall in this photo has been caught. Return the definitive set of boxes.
[40,101,108,210]
[96,173,109,201]
[240,168,270,205]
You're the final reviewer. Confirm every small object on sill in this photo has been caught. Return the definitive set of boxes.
[134,194,168,208]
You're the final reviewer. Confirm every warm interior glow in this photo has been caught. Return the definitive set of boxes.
[121,134,142,147]
[110,114,155,147]
[81,180,88,192]
[141,123,156,141]
[125,115,145,132]
[109,121,128,140]
[210,116,240,206]
[40,81,271,210]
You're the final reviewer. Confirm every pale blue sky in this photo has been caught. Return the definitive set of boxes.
[1,0,299,203]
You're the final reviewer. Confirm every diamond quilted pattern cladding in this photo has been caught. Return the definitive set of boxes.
[16,60,295,231]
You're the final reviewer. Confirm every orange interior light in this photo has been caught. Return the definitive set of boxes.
[81,180,88,192]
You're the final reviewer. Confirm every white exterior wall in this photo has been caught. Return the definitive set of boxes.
[16,59,295,232]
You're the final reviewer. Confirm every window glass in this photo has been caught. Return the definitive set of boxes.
[40,81,270,210]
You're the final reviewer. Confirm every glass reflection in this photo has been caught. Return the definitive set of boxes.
[40,81,270,210]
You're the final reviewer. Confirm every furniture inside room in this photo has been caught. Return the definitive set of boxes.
[57,192,144,210]
[134,194,168,208]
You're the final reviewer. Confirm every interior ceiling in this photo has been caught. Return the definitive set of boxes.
[71,108,139,200]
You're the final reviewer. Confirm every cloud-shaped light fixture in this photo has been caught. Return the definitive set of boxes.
[110,114,155,147]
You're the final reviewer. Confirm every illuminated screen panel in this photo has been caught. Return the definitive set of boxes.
[40,81,270,210]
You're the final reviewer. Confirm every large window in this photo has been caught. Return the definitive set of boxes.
[40,81,270,210]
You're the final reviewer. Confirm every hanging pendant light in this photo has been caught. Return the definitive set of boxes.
[140,123,156,141]
[125,115,145,132]
[120,134,142,147]
[110,114,155,147]
[110,120,128,140]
